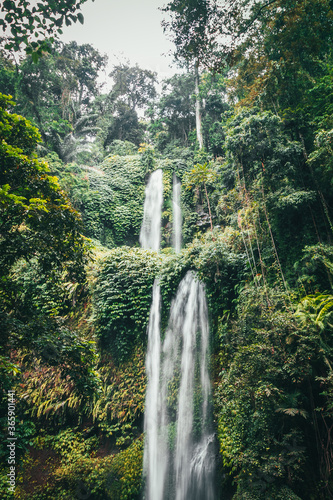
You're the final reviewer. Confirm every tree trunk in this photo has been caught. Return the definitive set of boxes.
[204,182,213,232]
[194,58,203,149]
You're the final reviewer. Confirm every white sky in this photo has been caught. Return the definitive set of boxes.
[59,0,178,83]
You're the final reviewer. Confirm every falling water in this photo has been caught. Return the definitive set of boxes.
[172,173,182,253]
[143,169,215,500]
[159,271,215,500]
[142,169,165,499]
[144,280,167,500]
[139,169,163,251]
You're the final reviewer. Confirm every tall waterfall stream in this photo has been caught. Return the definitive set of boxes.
[172,173,182,253]
[139,168,163,252]
[142,170,215,500]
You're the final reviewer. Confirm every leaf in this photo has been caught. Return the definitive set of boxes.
[31,51,39,63]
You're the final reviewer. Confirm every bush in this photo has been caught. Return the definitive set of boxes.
[94,247,161,361]
[15,431,144,500]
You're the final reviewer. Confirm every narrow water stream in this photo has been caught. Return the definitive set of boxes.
[172,173,182,253]
[139,169,163,251]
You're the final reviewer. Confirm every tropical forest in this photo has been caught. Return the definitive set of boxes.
[1,0,333,499]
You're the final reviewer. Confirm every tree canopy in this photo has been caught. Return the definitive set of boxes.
[0,0,92,58]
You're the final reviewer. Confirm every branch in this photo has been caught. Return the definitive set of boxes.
[237,0,280,37]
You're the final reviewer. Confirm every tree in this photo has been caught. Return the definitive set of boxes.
[99,64,157,148]
[109,63,157,112]
[149,73,196,149]
[57,41,107,112]
[162,0,221,149]
[0,94,86,345]
[186,162,217,231]
[199,71,230,155]
[223,0,333,148]
[51,112,100,163]
[0,0,92,58]
[103,102,145,147]
[0,50,16,96]
[13,41,107,160]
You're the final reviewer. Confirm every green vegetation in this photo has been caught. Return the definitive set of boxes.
[94,248,161,361]
[0,0,90,56]
[1,0,333,498]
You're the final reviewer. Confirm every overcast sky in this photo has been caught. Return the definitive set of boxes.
[60,0,178,82]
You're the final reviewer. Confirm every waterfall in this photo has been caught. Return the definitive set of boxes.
[144,280,167,500]
[159,272,215,500]
[172,173,182,253]
[139,169,163,251]
[143,170,215,500]
[142,169,166,499]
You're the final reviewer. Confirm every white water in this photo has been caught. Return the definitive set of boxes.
[142,170,215,500]
[142,169,166,499]
[139,169,163,251]
[172,173,182,253]
[143,280,167,500]
[159,271,215,500]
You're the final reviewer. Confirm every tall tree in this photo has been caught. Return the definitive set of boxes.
[14,41,107,160]
[0,93,86,351]
[222,0,333,144]
[0,93,86,277]
[199,71,229,155]
[0,50,16,96]
[109,64,157,112]
[149,73,196,149]
[100,64,157,148]
[162,0,221,149]
[57,41,107,113]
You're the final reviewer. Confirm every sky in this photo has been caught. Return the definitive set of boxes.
[59,0,178,83]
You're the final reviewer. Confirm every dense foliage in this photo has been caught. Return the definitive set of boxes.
[1,1,333,498]
[0,0,90,56]
[94,247,161,361]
